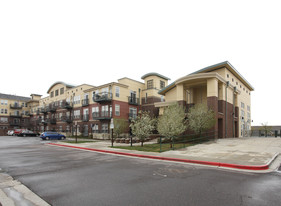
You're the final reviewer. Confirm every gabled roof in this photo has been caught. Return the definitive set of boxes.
[141,72,170,80]
[190,61,254,91]
[47,82,75,94]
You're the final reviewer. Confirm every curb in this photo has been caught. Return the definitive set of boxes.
[47,143,271,171]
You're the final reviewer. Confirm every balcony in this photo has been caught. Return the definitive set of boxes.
[49,105,57,113]
[10,104,22,109]
[41,119,48,125]
[61,115,73,123]
[82,114,89,122]
[9,121,21,126]
[82,99,89,107]
[128,97,140,105]
[62,101,73,110]
[40,107,49,114]
[50,118,56,124]
[92,111,112,120]
[93,93,112,103]
[10,113,22,118]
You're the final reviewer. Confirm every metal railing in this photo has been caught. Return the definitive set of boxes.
[93,92,112,102]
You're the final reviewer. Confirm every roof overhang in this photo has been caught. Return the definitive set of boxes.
[141,72,170,80]
[190,61,254,91]
[47,82,75,94]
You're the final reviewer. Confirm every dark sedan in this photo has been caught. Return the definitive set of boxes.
[40,132,66,140]
[18,130,40,137]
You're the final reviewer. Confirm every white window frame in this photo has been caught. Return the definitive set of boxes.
[115,104,120,116]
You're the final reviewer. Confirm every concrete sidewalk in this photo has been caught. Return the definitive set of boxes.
[0,171,50,206]
[49,137,281,172]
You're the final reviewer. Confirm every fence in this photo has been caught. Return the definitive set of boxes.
[158,130,217,152]
[248,130,281,137]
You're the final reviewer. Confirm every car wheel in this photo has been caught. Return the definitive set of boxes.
[23,134,26,137]
[46,137,50,140]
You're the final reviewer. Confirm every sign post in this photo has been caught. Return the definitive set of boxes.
[110,118,114,147]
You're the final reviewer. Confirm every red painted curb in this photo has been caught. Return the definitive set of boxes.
[47,143,269,171]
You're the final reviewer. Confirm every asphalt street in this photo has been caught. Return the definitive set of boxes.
[0,136,281,206]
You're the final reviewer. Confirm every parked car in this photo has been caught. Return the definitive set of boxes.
[18,130,40,137]
[7,130,14,136]
[13,129,25,136]
[40,132,66,140]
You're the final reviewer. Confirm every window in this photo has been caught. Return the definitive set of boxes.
[74,110,80,119]
[92,124,99,133]
[55,90,59,96]
[102,105,109,117]
[115,104,120,116]
[0,109,3,114]
[5,109,7,114]
[51,91,54,98]
[241,102,245,109]
[73,96,80,105]
[247,105,250,111]
[241,110,245,117]
[147,80,153,89]
[161,95,164,102]
[0,100,3,105]
[129,107,137,119]
[160,81,165,89]
[0,117,8,122]
[92,106,99,117]
[115,86,120,97]
[247,112,251,119]
[227,74,229,78]
[60,87,64,95]
[232,78,234,82]
[102,123,108,133]
[145,93,147,103]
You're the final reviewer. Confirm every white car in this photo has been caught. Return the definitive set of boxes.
[7,130,14,136]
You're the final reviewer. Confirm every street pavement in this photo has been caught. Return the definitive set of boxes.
[0,136,281,205]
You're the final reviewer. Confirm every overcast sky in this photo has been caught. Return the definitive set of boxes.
[1,0,280,126]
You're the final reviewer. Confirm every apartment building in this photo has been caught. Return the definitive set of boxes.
[0,73,168,137]
[155,61,254,138]
[0,93,41,135]
[0,62,253,138]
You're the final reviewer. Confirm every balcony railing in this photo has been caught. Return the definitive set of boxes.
[128,97,140,105]
[10,113,22,118]
[92,111,112,120]
[93,93,112,103]
[40,107,49,113]
[10,104,22,109]
[82,99,89,107]
[49,105,57,112]
[9,121,21,126]
[50,118,56,124]
[62,101,73,109]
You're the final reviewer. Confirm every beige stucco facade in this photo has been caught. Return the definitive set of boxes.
[156,61,254,138]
